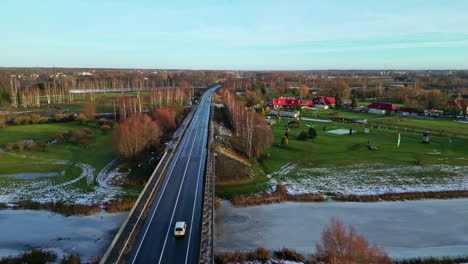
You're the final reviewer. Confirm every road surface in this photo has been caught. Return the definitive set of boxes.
[127,85,219,264]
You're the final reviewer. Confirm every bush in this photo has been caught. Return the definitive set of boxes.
[281,135,288,145]
[61,254,81,264]
[39,116,49,123]
[97,118,108,126]
[105,200,136,212]
[100,125,112,135]
[13,116,23,125]
[53,134,64,141]
[215,251,248,264]
[54,113,65,122]
[274,248,304,262]
[0,249,57,264]
[30,114,41,124]
[39,143,48,152]
[27,142,38,151]
[22,115,31,125]
[69,129,87,144]
[6,142,14,151]
[75,113,89,125]
[297,130,309,140]
[308,127,317,139]
[78,138,89,148]
[249,247,269,261]
[82,128,93,135]
[0,114,6,128]
[17,140,26,151]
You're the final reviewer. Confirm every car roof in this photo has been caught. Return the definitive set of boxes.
[175,222,186,227]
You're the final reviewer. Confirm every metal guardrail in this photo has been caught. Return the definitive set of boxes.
[101,108,197,264]
[199,101,215,264]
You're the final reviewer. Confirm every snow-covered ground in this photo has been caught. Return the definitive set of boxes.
[0,209,126,261]
[267,162,468,195]
[0,154,127,204]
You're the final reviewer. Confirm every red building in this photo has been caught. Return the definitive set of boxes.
[312,96,336,106]
[273,98,314,108]
[367,103,397,111]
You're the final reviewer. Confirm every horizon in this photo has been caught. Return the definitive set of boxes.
[1,0,468,70]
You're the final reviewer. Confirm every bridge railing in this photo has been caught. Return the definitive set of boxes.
[199,101,216,264]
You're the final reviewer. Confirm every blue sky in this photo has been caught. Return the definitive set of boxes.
[1,0,468,70]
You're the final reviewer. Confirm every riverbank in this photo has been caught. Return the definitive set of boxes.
[215,199,468,259]
[0,209,127,262]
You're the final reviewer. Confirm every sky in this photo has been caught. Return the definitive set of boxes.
[1,0,468,70]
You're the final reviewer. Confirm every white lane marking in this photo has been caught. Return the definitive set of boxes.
[131,88,215,263]
[157,108,203,264]
[131,105,202,264]
[184,105,209,263]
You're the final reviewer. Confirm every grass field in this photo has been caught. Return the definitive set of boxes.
[258,118,468,195]
[0,121,121,203]
[214,115,468,198]
[299,108,468,137]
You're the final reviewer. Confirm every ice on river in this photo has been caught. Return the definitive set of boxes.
[0,209,127,261]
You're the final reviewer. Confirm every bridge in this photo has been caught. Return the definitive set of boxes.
[101,85,219,264]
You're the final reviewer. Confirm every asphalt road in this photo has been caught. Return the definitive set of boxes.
[127,85,220,264]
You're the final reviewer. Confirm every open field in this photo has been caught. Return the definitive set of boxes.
[261,118,468,195]
[239,117,468,197]
[0,121,132,203]
[299,108,468,137]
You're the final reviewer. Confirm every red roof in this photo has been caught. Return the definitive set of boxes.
[367,103,397,111]
[273,98,314,107]
[273,98,300,107]
[313,96,335,105]
[448,99,468,111]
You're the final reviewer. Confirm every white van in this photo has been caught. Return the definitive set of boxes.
[174,221,187,237]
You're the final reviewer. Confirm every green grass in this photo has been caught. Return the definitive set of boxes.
[0,121,115,179]
[261,119,468,174]
[298,108,468,137]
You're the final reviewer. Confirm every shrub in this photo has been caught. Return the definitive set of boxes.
[82,127,93,135]
[53,134,64,141]
[17,140,26,151]
[13,116,23,125]
[100,124,112,135]
[249,247,269,261]
[297,130,309,140]
[0,114,6,128]
[69,129,87,144]
[97,118,108,126]
[39,116,49,123]
[274,248,304,262]
[78,138,89,148]
[308,127,317,139]
[30,114,41,124]
[0,249,58,264]
[22,115,31,125]
[27,142,38,151]
[61,254,81,264]
[105,200,136,212]
[6,142,14,151]
[54,113,65,122]
[39,143,48,152]
[281,135,288,145]
[215,251,248,264]
[75,113,89,125]
[316,217,391,264]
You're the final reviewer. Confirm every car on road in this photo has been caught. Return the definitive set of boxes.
[174,221,187,237]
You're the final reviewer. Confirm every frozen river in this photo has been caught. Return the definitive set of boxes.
[215,199,468,259]
[0,209,127,261]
